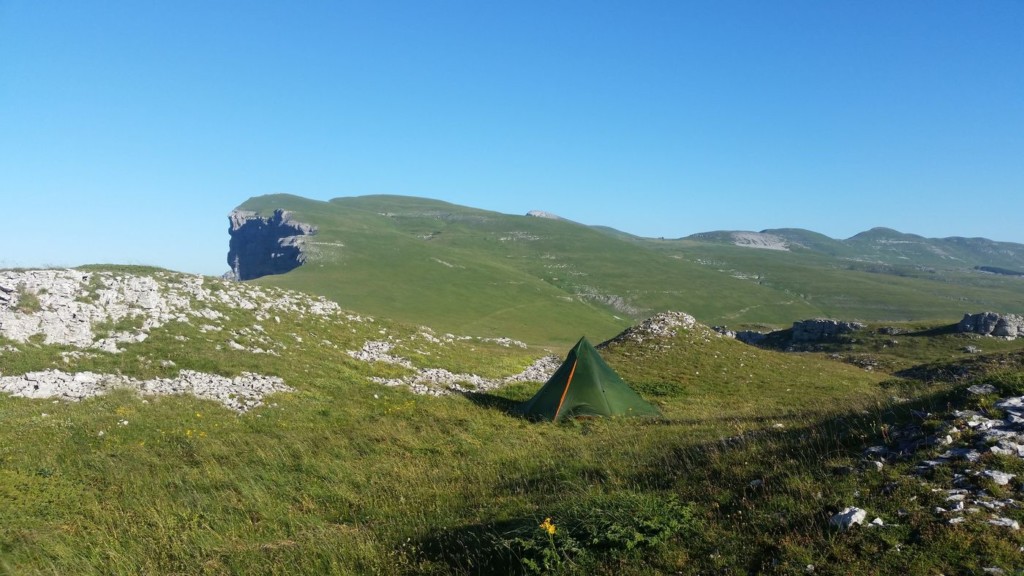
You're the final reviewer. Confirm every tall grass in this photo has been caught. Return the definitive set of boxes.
[3,269,1024,573]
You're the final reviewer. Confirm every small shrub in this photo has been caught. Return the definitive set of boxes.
[15,286,42,313]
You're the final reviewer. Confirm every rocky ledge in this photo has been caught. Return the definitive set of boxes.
[791,319,866,342]
[227,209,317,280]
[958,312,1024,340]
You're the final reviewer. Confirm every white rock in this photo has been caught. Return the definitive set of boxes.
[0,269,342,353]
[830,507,867,530]
[989,517,1020,530]
[983,470,1016,486]
[0,369,291,412]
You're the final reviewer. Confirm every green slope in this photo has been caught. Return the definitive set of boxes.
[5,268,1024,574]
[234,194,1024,346]
[238,194,816,345]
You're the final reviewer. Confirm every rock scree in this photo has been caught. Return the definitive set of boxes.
[0,268,562,402]
[0,369,291,412]
[0,268,347,410]
[0,269,341,351]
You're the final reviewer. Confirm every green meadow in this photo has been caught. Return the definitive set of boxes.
[3,267,1024,574]
[239,194,1024,346]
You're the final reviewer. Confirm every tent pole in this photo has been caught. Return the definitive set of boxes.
[553,358,579,422]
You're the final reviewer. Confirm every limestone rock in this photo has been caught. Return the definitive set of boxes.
[988,517,1020,530]
[227,209,317,280]
[968,384,996,395]
[792,319,866,342]
[958,312,1024,339]
[525,210,563,220]
[983,470,1016,486]
[730,231,789,251]
[0,269,341,351]
[830,507,867,530]
[0,369,291,412]
[599,311,700,348]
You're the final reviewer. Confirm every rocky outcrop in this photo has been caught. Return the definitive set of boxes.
[599,311,701,348]
[0,369,291,412]
[227,209,317,280]
[868,386,1024,532]
[730,232,789,251]
[957,312,1024,339]
[791,319,866,342]
[0,269,343,351]
[0,269,357,410]
[368,355,561,397]
[713,326,767,345]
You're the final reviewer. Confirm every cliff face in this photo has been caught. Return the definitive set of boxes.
[227,210,317,280]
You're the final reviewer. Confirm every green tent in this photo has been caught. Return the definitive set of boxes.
[515,337,660,422]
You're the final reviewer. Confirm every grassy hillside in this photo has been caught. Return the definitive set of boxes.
[234,194,1024,346]
[4,268,1024,573]
[238,194,817,346]
[650,238,1024,325]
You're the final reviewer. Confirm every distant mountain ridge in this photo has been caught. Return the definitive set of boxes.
[229,194,1024,345]
[684,227,1024,270]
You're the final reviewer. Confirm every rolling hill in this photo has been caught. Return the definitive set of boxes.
[232,194,1024,346]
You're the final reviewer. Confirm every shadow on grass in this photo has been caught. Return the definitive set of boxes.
[413,378,995,575]
[460,391,521,415]
[894,349,1024,383]
[906,323,959,337]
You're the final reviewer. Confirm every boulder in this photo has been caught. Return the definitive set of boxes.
[792,319,866,342]
[830,507,867,530]
[958,312,1024,339]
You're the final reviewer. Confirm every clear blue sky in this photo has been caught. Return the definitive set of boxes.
[2,1,1021,275]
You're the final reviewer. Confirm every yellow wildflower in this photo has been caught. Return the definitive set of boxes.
[539,517,556,535]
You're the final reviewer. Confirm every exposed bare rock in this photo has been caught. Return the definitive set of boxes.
[370,355,561,396]
[599,311,701,348]
[958,312,1024,339]
[0,269,342,352]
[227,209,317,280]
[572,287,645,316]
[481,337,528,349]
[0,369,291,412]
[347,340,415,368]
[792,319,866,342]
[731,232,790,251]
[830,507,867,530]
[526,210,563,220]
